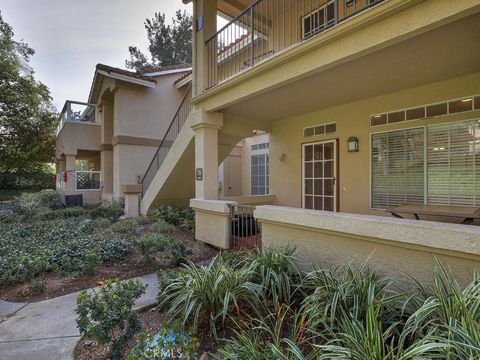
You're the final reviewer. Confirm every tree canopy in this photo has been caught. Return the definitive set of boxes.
[0,12,57,175]
[126,10,192,71]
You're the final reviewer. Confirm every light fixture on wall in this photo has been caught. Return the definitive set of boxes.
[280,153,287,162]
[347,136,359,152]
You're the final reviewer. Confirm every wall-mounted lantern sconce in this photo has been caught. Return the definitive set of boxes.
[347,136,359,152]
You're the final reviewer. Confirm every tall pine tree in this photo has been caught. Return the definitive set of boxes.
[126,10,192,71]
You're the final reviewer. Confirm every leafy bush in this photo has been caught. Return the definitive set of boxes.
[32,277,46,295]
[18,189,63,210]
[153,206,183,226]
[38,207,84,221]
[91,199,124,222]
[76,279,146,359]
[150,219,175,234]
[182,208,195,231]
[82,246,101,275]
[170,240,192,266]
[0,218,131,285]
[111,219,138,234]
[158,256,262,338]
[92,217,111,229]
[134,233,170,266]
[126,323,198,360]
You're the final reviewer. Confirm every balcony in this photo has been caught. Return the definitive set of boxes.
[56,101,97,136]
[205,0,385,89]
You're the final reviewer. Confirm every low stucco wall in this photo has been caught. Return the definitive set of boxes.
[58,189,101,205]
[190,199,234,249]
[255,206,480,287]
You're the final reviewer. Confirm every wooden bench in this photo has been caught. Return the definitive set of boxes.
[387,204,480,225]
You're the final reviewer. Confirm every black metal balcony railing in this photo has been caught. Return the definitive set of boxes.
[205,0,384,89]
[141,84,193,196]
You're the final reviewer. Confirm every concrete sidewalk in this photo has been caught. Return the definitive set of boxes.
[0,273,159,360]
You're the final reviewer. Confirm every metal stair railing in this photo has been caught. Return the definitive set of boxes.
[141,84,192,196]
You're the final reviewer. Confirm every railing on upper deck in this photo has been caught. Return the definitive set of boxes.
[205,0,385,89]
[141,84,193,196]
[56,100,97,136]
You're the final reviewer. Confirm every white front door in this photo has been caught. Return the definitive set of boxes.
[302,140,337,211]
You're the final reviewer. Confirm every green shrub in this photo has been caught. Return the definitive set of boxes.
[135,215,151,225]
[170,240,192,266]
[91,199,124,222]
[153,206,183,226]
[150,219,175,233]
[38,207,84,221]
[111,219,138,234]
[18,189,63,210]
[133,233,170,266]
[76,279,146,359]
[35,189,63,209]
[32,277,46,295]
[158,256,262,338]
[82,246,101,275]
[92,217,111,229]
[126,323,198,360]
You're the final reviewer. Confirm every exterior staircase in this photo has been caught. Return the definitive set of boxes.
[140,85,195,213]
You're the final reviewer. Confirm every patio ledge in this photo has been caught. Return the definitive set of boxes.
[254,206,480,260]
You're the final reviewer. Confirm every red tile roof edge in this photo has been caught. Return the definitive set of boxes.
[96,63,157,84]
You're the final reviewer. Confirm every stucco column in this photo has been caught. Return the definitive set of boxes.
[65,154,76,194]
[191,110,223,200]
[100,147,113,196]
[122,184,142,218]
[192,0,217,96]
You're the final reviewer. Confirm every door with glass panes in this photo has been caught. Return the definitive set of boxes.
[302,140,337,211]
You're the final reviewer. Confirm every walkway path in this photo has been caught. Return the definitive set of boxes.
[0,273,159,360]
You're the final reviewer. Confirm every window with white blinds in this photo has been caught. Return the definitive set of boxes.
[371,119,480,209]
[427,120,480,206]
[371,128,425,209]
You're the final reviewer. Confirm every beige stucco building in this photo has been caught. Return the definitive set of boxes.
[55,63,268,211]
[56,0,480,285]
[139,0,480,285]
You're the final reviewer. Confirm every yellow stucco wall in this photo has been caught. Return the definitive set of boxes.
[270,72,480,219]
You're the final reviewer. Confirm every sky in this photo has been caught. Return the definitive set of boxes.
[0,0,192,110]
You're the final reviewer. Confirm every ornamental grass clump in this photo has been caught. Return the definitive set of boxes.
[76,279,146,359]
[158,256,262,338]
[410,259,480,359]
[246,244,300,310]
[150,219,175,234]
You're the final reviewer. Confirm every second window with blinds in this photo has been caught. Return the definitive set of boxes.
[371,119,480,209]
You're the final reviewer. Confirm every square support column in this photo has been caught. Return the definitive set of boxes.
[122,184,142,218]
[192,0,218,95]
[64,153,76,194]
[191,110,223,200]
